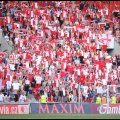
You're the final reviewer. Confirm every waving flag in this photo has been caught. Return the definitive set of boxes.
[9,53,18,64]
[97,34,111,45]
[76,25,88,33]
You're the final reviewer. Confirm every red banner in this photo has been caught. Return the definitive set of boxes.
[0,104,29,114]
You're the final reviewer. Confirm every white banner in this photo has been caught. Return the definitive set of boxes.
[97,34,114,49]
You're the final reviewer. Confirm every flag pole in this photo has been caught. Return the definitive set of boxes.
[107,85,109,114]
[78,82,80,113]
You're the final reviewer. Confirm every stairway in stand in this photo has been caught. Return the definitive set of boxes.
[0,29,13,53]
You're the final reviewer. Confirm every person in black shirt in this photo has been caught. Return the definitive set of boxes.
[58,90,63,102]
[2,26,8,36]
[117,56,120,67]
[79,56,84,64]
[24,81,30,96]
[58,14,64,28]
[14,93,19,102]
[31,77,36,88]
[79,1,85,10]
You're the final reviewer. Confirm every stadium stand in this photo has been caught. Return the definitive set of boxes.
[0,1,120,103]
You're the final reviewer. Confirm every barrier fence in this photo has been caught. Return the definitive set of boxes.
[0,103,120,114]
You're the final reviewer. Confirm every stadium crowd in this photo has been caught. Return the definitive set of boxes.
[0,1,120,104]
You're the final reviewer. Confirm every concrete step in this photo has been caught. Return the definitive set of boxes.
[108,40,120,56]
[0,29,13,53]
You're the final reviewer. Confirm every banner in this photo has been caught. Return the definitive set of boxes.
[97,34,114,49]
[0,104,29,114]
[90,103,99,114]
[30,103,39,114]
[97,104,120,114]
[30,103,120,114]
[31,103,92,114]
[1,103,119,114]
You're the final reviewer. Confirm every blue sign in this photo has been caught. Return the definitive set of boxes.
[30,103,93,114]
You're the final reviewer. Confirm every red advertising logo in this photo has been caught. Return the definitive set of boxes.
[0,105,29,114]
[18,105,29,114]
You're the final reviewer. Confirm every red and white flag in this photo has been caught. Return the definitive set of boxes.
[18,40,24,48]
[30,10,34,18]
[97,34,111,45]
[35,2,38,8]
[76,25,86,32]
[6,74,13,81]
[9,53,18,64]
[72,26,77,32]
[23,61,30,69]
[64,31,69,38]
[62,11,66,18]
[37,30,44,37]
[0,52,5,58]
[56,11,60,17]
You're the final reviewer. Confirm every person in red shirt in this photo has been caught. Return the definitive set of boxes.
[56,49,64,58]
[77,75,85,85]
[60,70,67,79]
[66,63,74,74]
[101,45,107,51]
[0,53,4,63]
[35,9,40,16]
[0,19,3,28]
[0,71,3,79]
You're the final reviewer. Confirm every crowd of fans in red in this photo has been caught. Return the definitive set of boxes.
[0,1,120,103]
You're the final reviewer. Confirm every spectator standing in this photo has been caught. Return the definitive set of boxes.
[110,94,117,104]
[0,91,4,102]
[95,94,101,104]
[101,94,107,104]
[40,91,47,103]
[24,78,30,96]
[19,92,27,102]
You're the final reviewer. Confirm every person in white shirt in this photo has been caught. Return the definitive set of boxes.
[25,79,30,85]
[14,36,19,46]
[6,80,12,90]
[68,91,74,102]
[9,64,15,71]
[19,92,27,102]
[12,81,21,91]
[0,79,3,91]
[82,85,89,100]
[4,94,10,102]
[6,80,12,96]
[0,91,4,102]
[35,75,42,84]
